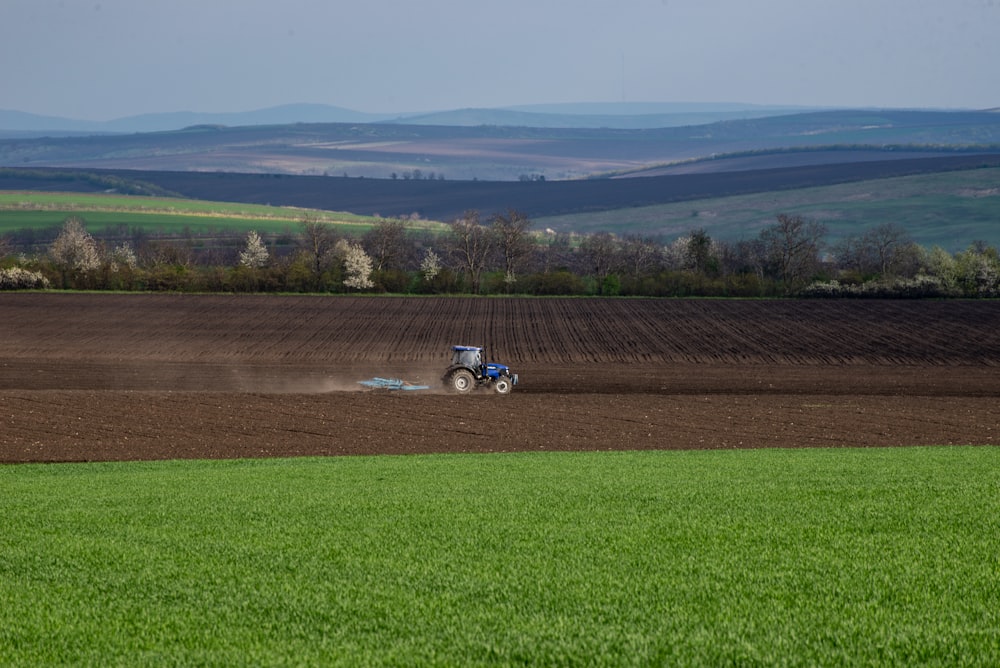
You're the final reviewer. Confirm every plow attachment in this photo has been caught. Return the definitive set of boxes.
[358,377,431,391]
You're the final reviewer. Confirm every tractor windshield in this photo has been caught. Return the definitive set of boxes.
[453,348,481,368]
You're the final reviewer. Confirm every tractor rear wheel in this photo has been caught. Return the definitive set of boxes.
[450,369,475,394]
[494,376,513,395]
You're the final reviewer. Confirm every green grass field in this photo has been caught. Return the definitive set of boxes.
[0,191,445,237]
[3,447,997,665]
[537,168,1000,251]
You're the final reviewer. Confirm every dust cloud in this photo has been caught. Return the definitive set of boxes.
[227,364,447,395]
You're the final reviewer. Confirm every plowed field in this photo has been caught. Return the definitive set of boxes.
[2,294,999,462]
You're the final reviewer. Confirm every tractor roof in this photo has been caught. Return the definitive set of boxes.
[452,345,482,352]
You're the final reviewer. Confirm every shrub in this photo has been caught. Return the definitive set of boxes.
[799,276,961,299]
[0,267,50,290]
[372,269,411,293]
[521,270,586,295]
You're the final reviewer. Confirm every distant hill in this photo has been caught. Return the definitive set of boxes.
[387,103,815,129]
[0,104,397,137]
[1,101,822,136]
[2,109,998,181]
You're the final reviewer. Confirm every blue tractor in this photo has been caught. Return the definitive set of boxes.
[442,345,518,394]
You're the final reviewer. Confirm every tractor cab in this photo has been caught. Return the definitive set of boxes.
[451,345,484,372]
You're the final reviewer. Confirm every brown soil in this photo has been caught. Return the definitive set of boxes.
[2,294,998,463]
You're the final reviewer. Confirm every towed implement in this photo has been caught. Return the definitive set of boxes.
[357,377,430,391]
[442,345,518,394]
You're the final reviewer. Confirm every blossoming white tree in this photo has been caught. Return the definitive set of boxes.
[336,239,374,290]
[420,248,441,283]
[110,242,139,272]
[50,217,100,273]
[239,230,269,269]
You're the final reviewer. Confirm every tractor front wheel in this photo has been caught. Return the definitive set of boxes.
[494,376,513,395]
[450,369,475,394]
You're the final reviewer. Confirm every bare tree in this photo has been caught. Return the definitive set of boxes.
[729,238,768,283]
[835,223,912,278]
[620,234,661,280]
[298,217,337,284]
[863,223,913,277]
[447,210,494,293]
[531,231,573,274]
[832,234,865,277]
[363,218,407,273]
[489,209,533,291]
[759,214,826,291]
[579,231,621,294]
[142,239,193,268]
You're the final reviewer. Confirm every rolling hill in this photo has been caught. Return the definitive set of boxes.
[0,102,816,136]
[4,151,1000,250]
[2,109,998,181]
[2,107,999,249]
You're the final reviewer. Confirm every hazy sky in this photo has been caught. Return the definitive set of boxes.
[3,0,999,120]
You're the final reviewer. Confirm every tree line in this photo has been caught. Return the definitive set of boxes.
[2,210,999,297]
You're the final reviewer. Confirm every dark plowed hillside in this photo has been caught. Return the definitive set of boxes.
[6,154,1000,220]
[2,294,998,368]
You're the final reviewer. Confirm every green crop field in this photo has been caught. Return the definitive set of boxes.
[3,447,998,665]
[537,168,1000,251]
[0,191,445,236]
[3,168,999,250]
